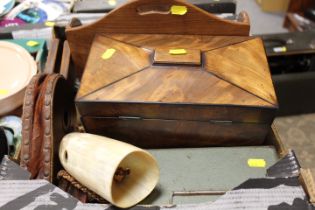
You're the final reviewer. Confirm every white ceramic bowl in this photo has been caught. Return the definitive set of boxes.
[0,41,37,115]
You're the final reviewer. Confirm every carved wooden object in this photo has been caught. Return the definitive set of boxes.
[20,39,76,183]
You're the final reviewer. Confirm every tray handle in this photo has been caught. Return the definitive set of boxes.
[66,0,251,78]
[67,0,250,36]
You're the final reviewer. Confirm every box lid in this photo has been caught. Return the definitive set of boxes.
[77,34,277,109]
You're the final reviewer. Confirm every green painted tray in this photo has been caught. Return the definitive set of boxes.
[142,146,278,205]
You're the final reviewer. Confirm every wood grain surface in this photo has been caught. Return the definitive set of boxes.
[106,34,253,51]
[82,66,272,107]
[81,116,270,148]
[67,0,279,147]
[60,41,71,80]
[77,35,152,98]
[154,49,201,65]
[66,0,250,77]
[44,39,64,74]
[75,33,277,147]
[78,35,275,108]
[76,101,276,123]
[204,38,277,105]
[59,41,77,90]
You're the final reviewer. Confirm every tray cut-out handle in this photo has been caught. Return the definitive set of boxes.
[137,4,170,15]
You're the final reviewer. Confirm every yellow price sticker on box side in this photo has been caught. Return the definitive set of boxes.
[45,21,55,27]
[247,159,266,168]
[169,49,187,55]
[101,48,116,60]
[273,46,287,53]
[0,89,9,95]
[171,5,187,15]
[27,40,39,47]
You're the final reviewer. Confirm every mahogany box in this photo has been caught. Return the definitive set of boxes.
[68,0,278,148]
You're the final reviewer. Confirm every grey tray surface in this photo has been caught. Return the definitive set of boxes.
[142,146,278,205]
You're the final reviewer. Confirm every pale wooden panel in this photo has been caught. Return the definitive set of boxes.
[77,35,152,99]
[83,66,273,107]
[204,38,277,105]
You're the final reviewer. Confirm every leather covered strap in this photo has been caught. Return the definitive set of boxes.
[28,75,51,178]
[21,74,76,183]
[21,74,47,172]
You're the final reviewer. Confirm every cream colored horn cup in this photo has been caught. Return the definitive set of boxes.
[59,133,159,208]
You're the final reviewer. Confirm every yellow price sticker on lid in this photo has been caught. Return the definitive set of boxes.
[0,89,9,95]
[27,40,39,47]
[169,49,187,55]
[101,48,116,60]
[247,159,266,168]
[171,5,187,15]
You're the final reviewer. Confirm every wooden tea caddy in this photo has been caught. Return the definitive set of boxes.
[67,0,278,148]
